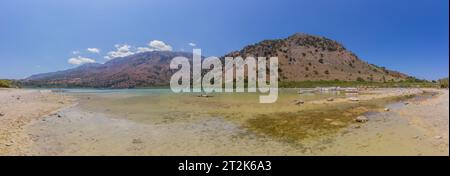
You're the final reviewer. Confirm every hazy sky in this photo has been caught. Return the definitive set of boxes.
[0,0,448,80]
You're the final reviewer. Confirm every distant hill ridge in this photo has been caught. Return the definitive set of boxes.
[23,33,409,88]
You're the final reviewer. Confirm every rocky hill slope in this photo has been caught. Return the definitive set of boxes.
[224,33,407,82]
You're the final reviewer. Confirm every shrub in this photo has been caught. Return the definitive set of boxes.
[0,79,12,88]
[439,78,449,88]
[318,59,324,64]
[356,77,365,82]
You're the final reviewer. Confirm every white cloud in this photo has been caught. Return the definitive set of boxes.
[103,40,173,60]
[68,56,96,65]
[188,42,196,47]
[104,44,135,60]
[137,40,173,53]
[72,51,80,55]
[149,40,172,51]
[87,48,100,54]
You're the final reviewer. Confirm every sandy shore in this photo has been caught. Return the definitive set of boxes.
[398,89,449,153]
[0,88,74,155]
[315,89,448,155]
[0,88,448,155]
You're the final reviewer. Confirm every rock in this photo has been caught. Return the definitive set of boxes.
[132,138,143,144]
[330,121,344,126]
[404,102,410,105]
[0,112,4,117]
[4,141,14,147]
[326,98,334,102]
[58,101,65,104]
[353,125,361,129]
[384,108,390,112]
[57,114,62,118]
[348,97,359,101]
[324,118,333,122]
[198,94,212,98]
[355,116,369,123]
[294,99,305,105]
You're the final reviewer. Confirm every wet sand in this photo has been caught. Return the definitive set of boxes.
[0,88,448,155]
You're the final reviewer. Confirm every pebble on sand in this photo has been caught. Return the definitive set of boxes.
[434,136,443,140]
[330,121,344,126]
[353,125,361,129]
[0,112,5,117]
[4,141,14,147]
[384,108,390,112]
[132,138,143,144]
[355,116,369,123]
[348,97,360,101]
[326,98,334,102]
[198,94,213,98]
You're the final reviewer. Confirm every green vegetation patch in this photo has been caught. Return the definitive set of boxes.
[438,78,449,88]
[279,80,438,88]
[0,79,13,88]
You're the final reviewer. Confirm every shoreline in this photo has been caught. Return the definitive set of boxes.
[397,89,449,153]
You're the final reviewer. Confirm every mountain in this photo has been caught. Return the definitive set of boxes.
[23,33,409,88]
[24,51,193,88]
[223,33,408,82]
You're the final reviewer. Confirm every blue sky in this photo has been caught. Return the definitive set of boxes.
[0,0,448,80]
